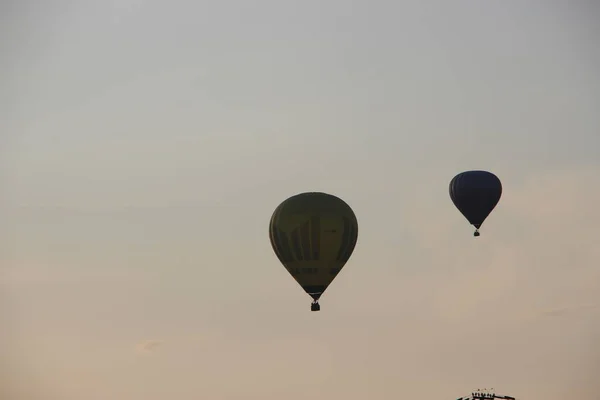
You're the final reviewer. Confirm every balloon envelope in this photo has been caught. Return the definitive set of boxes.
[269,192,358,301]
[449,170,502,232]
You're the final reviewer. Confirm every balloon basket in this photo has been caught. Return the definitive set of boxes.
[311,302,321,312]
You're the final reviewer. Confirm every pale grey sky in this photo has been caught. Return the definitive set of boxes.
[1,1,599,399]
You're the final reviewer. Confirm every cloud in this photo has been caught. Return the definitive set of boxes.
[135,340,163,354]
[541,304,598,317]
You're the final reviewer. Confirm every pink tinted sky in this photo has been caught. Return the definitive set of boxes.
[2,1,599,399]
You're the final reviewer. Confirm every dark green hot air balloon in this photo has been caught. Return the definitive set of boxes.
[269,192,359,311]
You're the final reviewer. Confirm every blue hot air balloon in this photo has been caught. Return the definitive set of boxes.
[449,170,502,237]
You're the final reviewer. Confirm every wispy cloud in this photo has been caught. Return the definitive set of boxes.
[135,340,163,354]
[542,304,598,317]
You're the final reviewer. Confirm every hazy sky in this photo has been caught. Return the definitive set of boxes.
[2,1,599,399]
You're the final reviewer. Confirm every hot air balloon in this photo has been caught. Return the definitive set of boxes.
[269,192,358,311]
[449,170,502,237]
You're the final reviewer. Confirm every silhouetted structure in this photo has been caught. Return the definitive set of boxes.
[456,389,516,400]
